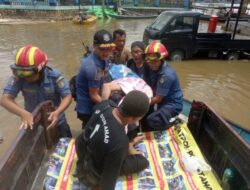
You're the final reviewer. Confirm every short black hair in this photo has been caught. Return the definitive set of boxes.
[118,90,150,117]
[113,29,126,40]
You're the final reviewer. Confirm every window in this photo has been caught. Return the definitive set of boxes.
[168,16,193,32]
[149,13,173,31]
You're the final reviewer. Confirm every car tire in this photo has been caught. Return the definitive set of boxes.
[170,50,184,61]
[227,52,239,60]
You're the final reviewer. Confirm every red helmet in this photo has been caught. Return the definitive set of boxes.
[11,45,48,78]
[145,41,169,61]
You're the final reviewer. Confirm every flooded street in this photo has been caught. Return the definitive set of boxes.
[0,19,250,156]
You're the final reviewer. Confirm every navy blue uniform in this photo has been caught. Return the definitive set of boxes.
[3,67,72,137]
[145,62,183,131]
[76,52,109,117]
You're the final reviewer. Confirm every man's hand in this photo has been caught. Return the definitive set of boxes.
[1,94,34,130]
[131,135,144,146]
[128,143,143,155]
[19,111,34,130]
[48,111,59,129]
[128,135,145,155]
[151,95,164,105]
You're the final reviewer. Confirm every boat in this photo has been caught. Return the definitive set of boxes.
[0,99,249,189]
[72,15,97,25]
[0,101,59,190]
[86,7,117,19]
[106,8,158,19]
[107,13,158,19]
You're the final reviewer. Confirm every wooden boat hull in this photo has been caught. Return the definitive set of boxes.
[107,13,157,19]
[0,101,58,190]
[187,100,250,189]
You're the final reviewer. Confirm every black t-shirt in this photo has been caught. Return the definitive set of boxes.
[83,100,129,190]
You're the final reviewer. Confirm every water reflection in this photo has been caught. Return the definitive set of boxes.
[0,19,249,156]
[173,60,250,129]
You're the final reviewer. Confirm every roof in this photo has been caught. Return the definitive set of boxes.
[161,10,202,16]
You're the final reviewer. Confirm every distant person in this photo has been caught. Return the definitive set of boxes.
[111,29,131,65]
[113,2,118,13]
[127,41,150,81]
[76,29,115,128]
[142,41,183,131]
[81,12,92,20]
[73,11,91,24]
[75,90,150,190]
[78,12,85,23]
[0,45,72,137]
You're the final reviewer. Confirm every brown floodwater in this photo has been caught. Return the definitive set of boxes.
[0,19,249,157]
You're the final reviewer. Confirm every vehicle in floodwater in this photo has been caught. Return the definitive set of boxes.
[143,11,250,61]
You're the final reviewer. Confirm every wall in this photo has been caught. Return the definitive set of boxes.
[0,9,80,20]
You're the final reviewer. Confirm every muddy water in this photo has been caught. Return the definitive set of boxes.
[0,19,249,157]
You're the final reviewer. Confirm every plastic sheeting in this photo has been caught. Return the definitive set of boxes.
[44,123,222,190]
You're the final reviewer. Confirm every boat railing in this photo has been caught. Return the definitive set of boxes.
[0,100,59,190]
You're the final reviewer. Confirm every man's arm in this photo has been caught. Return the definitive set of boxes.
[89,87,102,104]
[152,73,175,105]
[48,95,72,128]
[151,95,164,105]
[0,94,33,129]
[101,82,122,101]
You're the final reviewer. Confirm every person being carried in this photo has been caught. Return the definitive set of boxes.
[76,29,115,128]
[142,41,183,131]
[102,76,153,137]
[102,76,152,106]
[0,45,72,137]
[75,90,150,190]
[110,29,131,65]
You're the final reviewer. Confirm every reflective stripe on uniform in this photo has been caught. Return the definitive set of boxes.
[56,76,65,88]
[56,76,64,83]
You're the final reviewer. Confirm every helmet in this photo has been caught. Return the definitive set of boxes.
[11,45,48,78]
[145,41,169,61]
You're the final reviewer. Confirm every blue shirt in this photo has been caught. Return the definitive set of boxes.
[3,67,71,125]
[148,62,183,112]
[76,52,109,115]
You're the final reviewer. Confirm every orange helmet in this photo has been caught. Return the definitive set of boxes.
[11,45,48,78]
[145,41,169,61]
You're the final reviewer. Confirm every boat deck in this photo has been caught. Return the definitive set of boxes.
[42,122,222,190]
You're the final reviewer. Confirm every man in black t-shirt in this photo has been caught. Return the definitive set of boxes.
[75,90,150,190]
